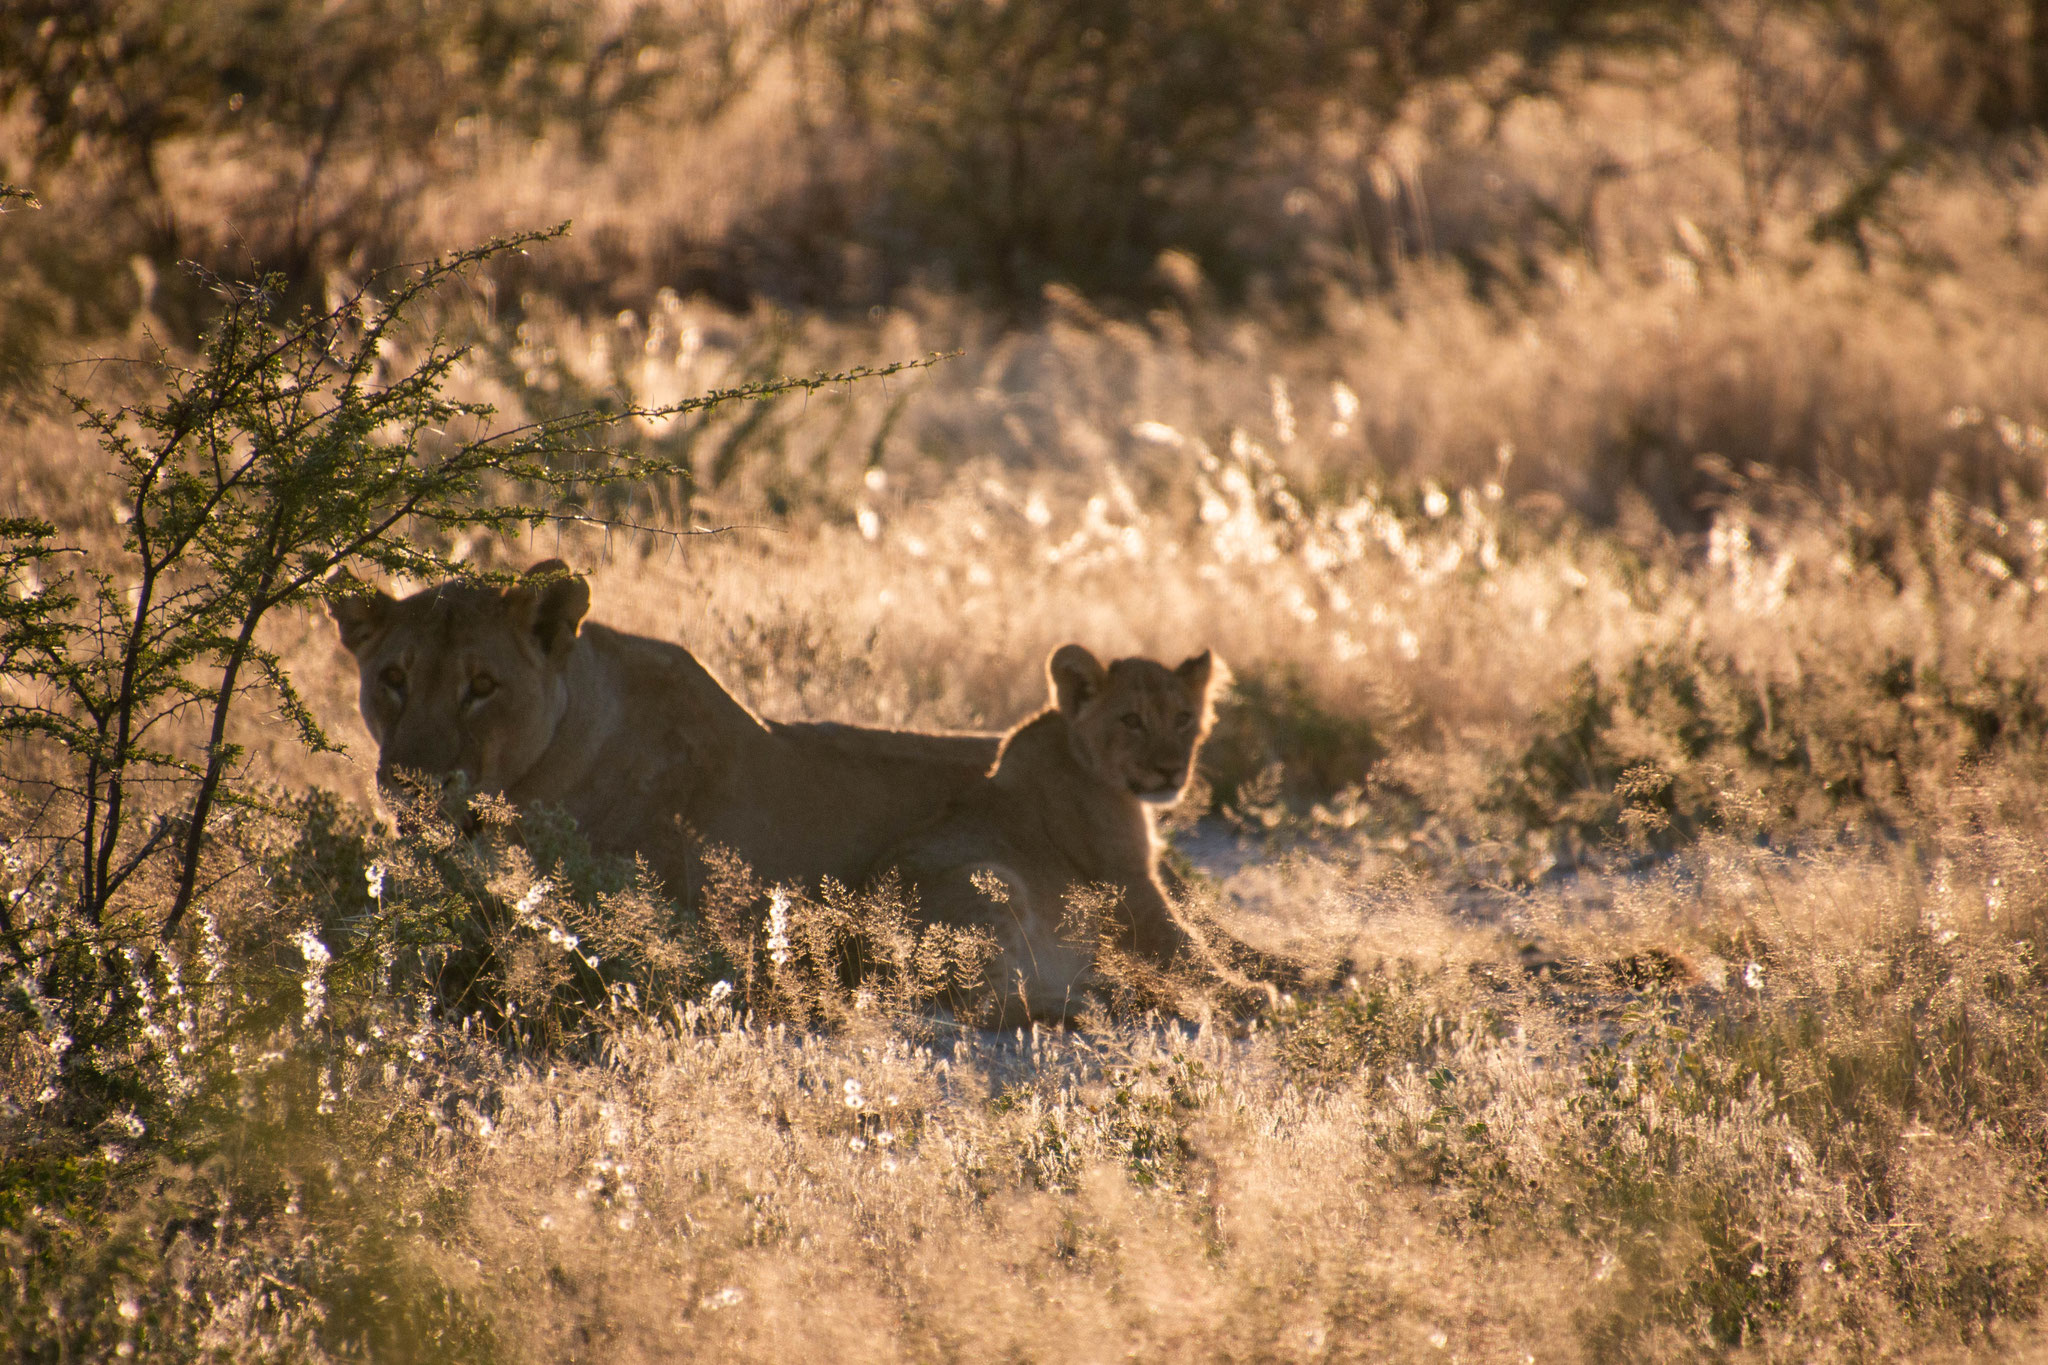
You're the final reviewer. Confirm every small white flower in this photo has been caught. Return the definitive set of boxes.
[295,930,331,1027]
[848,1136,867,1152]
[1329,380,1360,435]
[364,862,387,900]
[117,1297,140,1320]
[843,1079,865,1109]
[766,888,793,967]
[1743,961,1764,990]
[515,880,552,918]
[707,980,733,1005]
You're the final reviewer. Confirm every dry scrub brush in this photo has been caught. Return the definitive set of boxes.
[10,811,2040,1360]
[11,392,2048,1358]
[10,7,2048,1358]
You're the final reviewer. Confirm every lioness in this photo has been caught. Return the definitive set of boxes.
[875,643,1253,1020]
[329,560,1000,896]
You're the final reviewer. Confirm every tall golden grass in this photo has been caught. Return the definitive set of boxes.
[7,3,2048,1360]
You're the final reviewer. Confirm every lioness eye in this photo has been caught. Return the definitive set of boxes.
[379,665,405,692]
[1120,713,1144,732]
[1176,711,1195,729]
[470,674,497,700]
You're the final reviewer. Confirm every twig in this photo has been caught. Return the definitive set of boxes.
[101,813,179,906]
[537,512,778,545]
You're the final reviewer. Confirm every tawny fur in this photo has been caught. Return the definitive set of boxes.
[330,560,1000,898]
[874,644,1220,1021]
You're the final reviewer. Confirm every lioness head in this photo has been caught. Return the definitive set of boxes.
[1048,644,1219,804]
[328,559,590,799]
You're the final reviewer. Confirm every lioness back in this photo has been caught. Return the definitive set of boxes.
[330,559,1001,895]
[876,643,1218,1021]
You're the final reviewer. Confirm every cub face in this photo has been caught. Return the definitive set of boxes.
[328,560,590,799]
[1048,644,1219,804]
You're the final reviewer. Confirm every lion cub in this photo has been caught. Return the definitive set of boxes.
[876,644,1219,1020]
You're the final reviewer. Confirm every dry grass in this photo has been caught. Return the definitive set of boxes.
[10,436,2048,1359]
[9,5,2048,1361]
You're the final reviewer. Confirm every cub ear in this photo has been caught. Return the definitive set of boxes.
[1175,649,1220,700]
[326,569,395,657]
[505,559,591,659]
[1047,644,1106,717]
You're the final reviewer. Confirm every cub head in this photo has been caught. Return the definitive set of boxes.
[328,559,590,800]
[1048,643,1220,805]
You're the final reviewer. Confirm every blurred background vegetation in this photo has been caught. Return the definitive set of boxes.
[9,1,2048,515]
[9,1,2048,321]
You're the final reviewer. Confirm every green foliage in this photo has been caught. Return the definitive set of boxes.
[826,0,1686,302]
[996,1053,1210,1191]
[0,225,951,1358]
[1745,0,2048,141]
[1484,629,2048,869]
[0,783,515,1361]
[1272,970,1438,1090]
[1203,667,1385,826]
[0,1139,503,1363]
[0,2,775,394]
[0,0,702,274]
[4,226,652,939]
[696,848,999,1031]
[0,224,938,945]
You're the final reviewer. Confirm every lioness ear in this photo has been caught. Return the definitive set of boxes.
[326,569,395,657]
[1048,644,1106,717]
[506,559,591,659]
[1175,649,1219,700]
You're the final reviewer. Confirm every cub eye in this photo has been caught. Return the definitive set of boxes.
[1176,711,1195,730]
[470,673,497,700]
[1120,713,1145,732]
[379,665,406,692]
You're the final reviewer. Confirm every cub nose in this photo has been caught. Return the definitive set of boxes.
[1152,765,1186,789]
